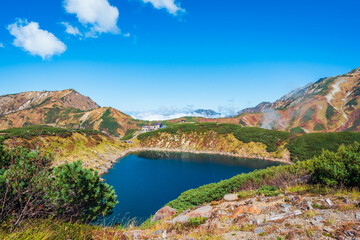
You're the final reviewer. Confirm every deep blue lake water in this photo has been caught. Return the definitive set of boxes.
[101,151,282,225]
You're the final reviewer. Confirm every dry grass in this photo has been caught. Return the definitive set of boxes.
[0,219,127,240]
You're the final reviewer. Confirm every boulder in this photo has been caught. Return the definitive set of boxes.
[152,206,177,222]
[254,228,265,234]
[268,210,302,221]
[224,194,239,201]
[152,230,162,235]
[187,205,213,218]
[231,205,262,219]
[171,214,189,223]
[325,198,333,206]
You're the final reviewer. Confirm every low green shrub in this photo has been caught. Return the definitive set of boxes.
[233,127,291,152]
[257,185,280,197]
[138,123,242,140]
[312,142,360,187]
[99,108,121,136]
[0,146,117,227]
[313,123,326,131]
[167,160,313,211]
[186,217,208,228]
[49,161,118,222]
[288,132,360,161]
[0,125,100,140]
[121,129,137,140]
[138,123,292,153]
[237,190,256,199]
[290,127,305,134]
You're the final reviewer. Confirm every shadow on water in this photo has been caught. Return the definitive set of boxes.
[99,151,283,226]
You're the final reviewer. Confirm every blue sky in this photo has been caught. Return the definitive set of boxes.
[0,0,359,119]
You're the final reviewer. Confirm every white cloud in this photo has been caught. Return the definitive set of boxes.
[123,32,131,37]
[127,106,226,121]
[7,19,66,59]
[61,22,82,37]
[63,0,120,36]
[0,43,4,48]
[142,0,184,15]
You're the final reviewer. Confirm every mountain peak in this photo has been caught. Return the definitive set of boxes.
[236,68,360,132]
[0,89,100,116]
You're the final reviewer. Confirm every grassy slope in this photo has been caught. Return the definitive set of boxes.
[1,126,128,171]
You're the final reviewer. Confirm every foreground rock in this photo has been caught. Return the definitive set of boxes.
[126,191,360,240]
[231,205,262,219]
[151,206,177,222]
[171,205,213,223]
[224,194,239,201]
[187,205,213,218]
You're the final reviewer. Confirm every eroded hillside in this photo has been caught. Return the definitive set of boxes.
[236,67,360,132]
[168,68,360,133]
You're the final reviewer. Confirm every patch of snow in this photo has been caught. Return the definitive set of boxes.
[302,128,310,133]
[340,91,352,127]
[325,78,353,127]
[80,111,92,123]
[325,79,345,104]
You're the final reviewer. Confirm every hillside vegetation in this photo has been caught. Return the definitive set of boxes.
[1,126,128,174]
[1,139,359,239]
[0,141,117,231]
[137,123,360,162]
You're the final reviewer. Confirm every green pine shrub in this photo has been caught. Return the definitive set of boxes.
[99,108,121,136]
[186,217,208,228]
[0,145,117,227]
[167,160,313,211]
[287,132,360,161]
[49,161,117,222]
[312,142,360,187]
[290,127,305,134]
[257,185,280,197]
[233,127,291,152]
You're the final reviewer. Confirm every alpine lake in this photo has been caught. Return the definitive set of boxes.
[100,151,283,225]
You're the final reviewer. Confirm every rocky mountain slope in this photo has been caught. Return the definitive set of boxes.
[2,67,360,135]
[234,67,360,133]
[0,89,145,137]
[0,89,99,115]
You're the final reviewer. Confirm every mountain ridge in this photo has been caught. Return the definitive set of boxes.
[0,89,145,137]
[233,67,360,132]
[1,67,360,134]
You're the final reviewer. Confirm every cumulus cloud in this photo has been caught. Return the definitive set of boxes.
[127,106,228,121]
[142,0,184,15]
[61,22,82,37]
[7,19,66,59]
[63,0,120,36]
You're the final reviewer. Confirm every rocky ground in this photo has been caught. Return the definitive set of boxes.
[123,187,360,240]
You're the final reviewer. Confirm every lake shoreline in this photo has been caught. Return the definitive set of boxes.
[100,147,292,175]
